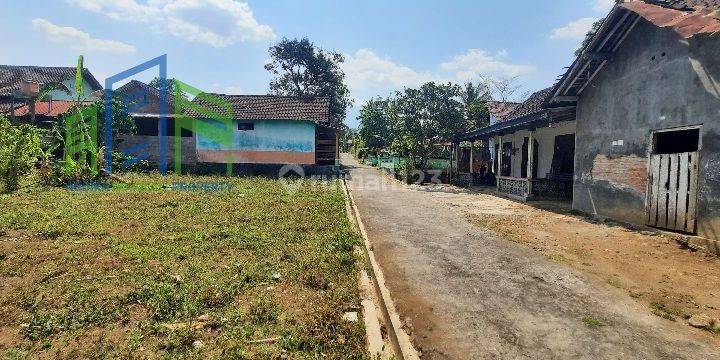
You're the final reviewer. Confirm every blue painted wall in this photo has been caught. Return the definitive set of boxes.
[49,79,97,101]
[196,119,315,152]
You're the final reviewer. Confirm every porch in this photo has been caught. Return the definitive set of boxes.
[455,105,577,202]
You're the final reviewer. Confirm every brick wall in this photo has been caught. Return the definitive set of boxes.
[590,154,648,194]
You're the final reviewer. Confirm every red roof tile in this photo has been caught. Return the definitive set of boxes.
[185,94,330,123]
[13,100,92,117]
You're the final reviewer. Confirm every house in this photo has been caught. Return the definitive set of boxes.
[486,100,521,125]
[113,81,338,172]
[546,0,720,240]
[12,100,95,125]
[114,80,198,167]
[457,88,577,200]
[458,0,720,246]
[0,65,101,123]
[186,94,338,167]
[455,100,520,174]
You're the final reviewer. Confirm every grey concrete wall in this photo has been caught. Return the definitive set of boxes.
[573,19,720,239]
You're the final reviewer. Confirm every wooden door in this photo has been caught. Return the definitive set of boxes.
[646,152,699,233]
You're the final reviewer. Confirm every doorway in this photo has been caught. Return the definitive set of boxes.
[646,127,700,233]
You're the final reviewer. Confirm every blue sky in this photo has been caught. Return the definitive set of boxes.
[1,0,614,127]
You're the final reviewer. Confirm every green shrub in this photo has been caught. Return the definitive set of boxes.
[111,151,150,173]
[0,117,43,192]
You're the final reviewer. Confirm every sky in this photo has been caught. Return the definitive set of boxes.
[0,0,616,128]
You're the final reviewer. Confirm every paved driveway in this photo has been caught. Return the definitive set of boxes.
[343,154,720,359]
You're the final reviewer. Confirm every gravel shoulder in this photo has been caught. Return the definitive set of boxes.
[343,154,720,359]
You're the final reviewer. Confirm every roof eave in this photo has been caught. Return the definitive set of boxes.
[549,4,640,104]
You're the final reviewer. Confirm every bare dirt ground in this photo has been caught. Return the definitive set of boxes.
[452,190,720,335]
[342,154,720,359]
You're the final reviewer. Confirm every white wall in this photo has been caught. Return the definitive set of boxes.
[493,121,576,178]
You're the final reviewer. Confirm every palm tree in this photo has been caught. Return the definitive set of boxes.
[459,81,492,131]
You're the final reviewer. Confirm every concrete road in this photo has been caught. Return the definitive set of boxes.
[342,154,720,359]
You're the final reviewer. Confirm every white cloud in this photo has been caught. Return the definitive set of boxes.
[550,17,599,40]
[67,0,275,47]
[32,18,137,54]
[342,49,439,91]
[593,0,615,13]
[341,48,536,107]
[211,83,243,94]
[441,49,536,80]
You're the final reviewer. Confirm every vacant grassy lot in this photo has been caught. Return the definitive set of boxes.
[0,174,366,359]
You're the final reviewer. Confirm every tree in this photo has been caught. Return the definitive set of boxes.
[388,82,463,170]
[485,76,523,102]
[357,98,391,155]
[575,19,604,57]
[149,77,188,100]
[265,38,352,128]
[459,81,491,131]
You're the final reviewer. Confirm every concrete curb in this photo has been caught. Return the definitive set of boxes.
[342,177,421,360]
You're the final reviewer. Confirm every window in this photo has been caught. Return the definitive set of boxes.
[653,128,700,154]
[238,122,254,131]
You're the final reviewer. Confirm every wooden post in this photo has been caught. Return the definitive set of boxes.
[469,141,474,173]
[449,143,456,183]
[527,131,535,179]
[497,135,503,175]
[526,131,535,199]
[335,131,340,165]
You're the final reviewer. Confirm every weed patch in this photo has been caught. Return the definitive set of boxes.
[0,174,366,358]
[582,315,605,327]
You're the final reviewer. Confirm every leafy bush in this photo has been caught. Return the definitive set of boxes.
[0,117,43,192]
[39,157,103,187]
[111,151,150,173]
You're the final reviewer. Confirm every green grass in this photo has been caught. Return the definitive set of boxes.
[0,173,367,359]
[582,315,605,327]
[607,277,621,289]
[650,301,688,322]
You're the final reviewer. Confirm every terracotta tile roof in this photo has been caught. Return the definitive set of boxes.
[0,101,16,114]
[115,80,175,115]
[504,88,554,120]
[485,101,520,121]
[0,65,102,96]
[185,94,330,123]
[550,0,720,103]
[642,0,720,10]
[622,1,720,38]
[13,100,93,117]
